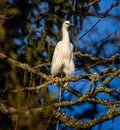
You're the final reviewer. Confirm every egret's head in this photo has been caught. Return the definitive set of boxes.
[62,21,74,30]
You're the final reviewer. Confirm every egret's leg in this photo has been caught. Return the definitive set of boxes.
[62,75,70,86]
[62,75,70,82]
[53,77,62,85]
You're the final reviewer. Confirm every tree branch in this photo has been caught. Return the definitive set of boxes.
[89,0,118,18]
[74,51,120,65]
[52,107,120,129]
[0,52,50,80]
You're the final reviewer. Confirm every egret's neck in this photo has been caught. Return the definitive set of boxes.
[62,28,70,43]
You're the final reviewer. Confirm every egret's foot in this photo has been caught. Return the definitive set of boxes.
[62,75,70,82]
[63,82,68,87]
[53,77,62,85]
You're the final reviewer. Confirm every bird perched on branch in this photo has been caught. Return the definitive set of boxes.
[51,20,75,130]
[51,20,75,80]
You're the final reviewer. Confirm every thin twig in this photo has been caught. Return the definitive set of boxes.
[78,19,101,41]
[89,0,118,18]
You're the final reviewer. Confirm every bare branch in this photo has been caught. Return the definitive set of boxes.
[74,51,120,66]
[0,52,50,80]
[52,107,120,129]
[78,19,101,41]
[1,101,120,130]
[89,0,118,18]
[87,0,100,7]
[0,14,16,19]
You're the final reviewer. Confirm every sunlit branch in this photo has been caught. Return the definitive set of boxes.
[33,63,51,69]
[0,59,120,95]
[74,51,120,65]
[53,89,120,108]
[87,0,100,7]
[52,107,120,129]
[62,85,120,106]
[95,87,120,95]
[0,80,53,94]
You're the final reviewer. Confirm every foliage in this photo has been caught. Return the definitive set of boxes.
[0,0,120,130]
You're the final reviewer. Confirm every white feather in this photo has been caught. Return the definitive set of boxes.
[51,21,75,77]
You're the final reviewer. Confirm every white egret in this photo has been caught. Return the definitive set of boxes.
[51,21,75,78]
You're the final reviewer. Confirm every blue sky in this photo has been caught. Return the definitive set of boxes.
[78,0,120,54]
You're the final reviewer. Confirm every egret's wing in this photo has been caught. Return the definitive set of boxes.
[51,41,63,76]
[63,43,74,76]
[52,41,61,63]
[70,43,74,59]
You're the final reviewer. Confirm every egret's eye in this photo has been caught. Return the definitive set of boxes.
[65,22,70,25]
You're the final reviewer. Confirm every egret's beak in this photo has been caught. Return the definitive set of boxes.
[65,22,74,27]
[69,23,74,27]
